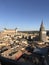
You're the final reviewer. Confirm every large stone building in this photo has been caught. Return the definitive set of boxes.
[39,21,46,42]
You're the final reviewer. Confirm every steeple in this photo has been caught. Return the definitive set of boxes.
[40,20,45,31]
[39,20,46,42]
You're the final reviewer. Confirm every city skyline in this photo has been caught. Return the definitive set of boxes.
[0,0,49,31]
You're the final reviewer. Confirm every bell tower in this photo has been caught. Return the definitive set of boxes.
[39,21,46,42]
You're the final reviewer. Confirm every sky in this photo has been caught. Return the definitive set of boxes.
[0,0,49,31]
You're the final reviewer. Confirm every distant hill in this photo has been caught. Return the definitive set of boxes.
[19,30,49,36]
[18,31,39,34]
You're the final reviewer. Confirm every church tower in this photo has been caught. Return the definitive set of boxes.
[39,21,46,42]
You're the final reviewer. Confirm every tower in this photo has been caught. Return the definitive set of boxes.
[15,28,18,35]
[39,21,46,42]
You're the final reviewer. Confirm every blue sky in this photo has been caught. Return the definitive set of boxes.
[0,0,49,31]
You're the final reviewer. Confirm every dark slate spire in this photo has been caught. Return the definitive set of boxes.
[40,20,45,31]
